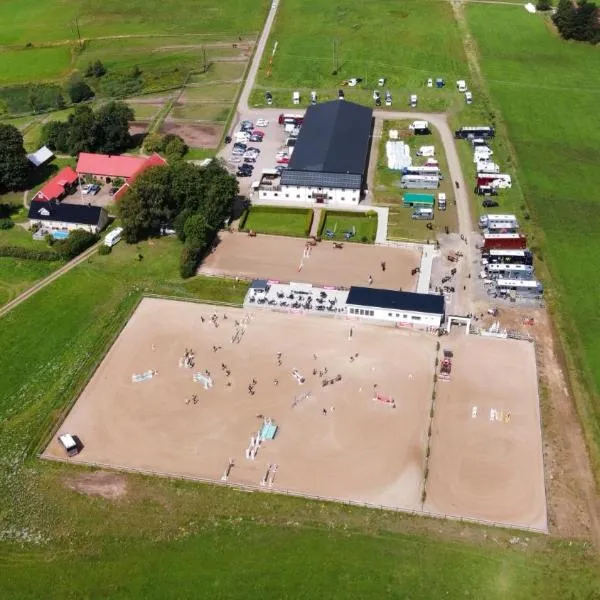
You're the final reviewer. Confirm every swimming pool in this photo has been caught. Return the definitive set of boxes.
[51,230,69,240]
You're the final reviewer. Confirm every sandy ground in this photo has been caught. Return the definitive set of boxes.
[201,233,421,291]
[161,121,222,148]
[44,298,436,511]
[425,332,547,531]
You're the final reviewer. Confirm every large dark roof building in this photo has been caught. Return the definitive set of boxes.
[346,287,445,316]
[281,100,373,191]
[28,200,108,233]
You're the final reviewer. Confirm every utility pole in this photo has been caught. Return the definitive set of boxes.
[332,39,338,75]
[72,16,82,48]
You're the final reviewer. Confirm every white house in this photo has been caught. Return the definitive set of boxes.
[345,286,445,329]
[28,200,109,234]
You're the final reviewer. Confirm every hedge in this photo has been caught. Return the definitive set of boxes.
[304,210,314,236]
[0,246,62,261]
[238,209,250,230]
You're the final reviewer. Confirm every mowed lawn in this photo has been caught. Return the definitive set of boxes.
[0,237,599,596]
[0,0,269,44]
[253,0,470,111]
[321,211,377,243]
[0,46,73,85]
[467,6,600,470]
[242,206,311,237]
[0,258,59,306]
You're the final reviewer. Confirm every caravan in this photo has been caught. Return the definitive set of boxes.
[400,175,439,189]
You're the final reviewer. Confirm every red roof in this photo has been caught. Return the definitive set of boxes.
[110,154,167,202]
[76,153,147,179]
[34,166,78,202]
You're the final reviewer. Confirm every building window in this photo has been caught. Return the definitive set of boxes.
[274,193,278,197]
[412,315,421,321]
[388,313,392,317]
[285,194,289,198]
[297,195,300,198]
[369,310,374,316]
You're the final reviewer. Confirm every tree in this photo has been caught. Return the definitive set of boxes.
[95,101,134,154]
[553,0,575,35]
[0,124,29,193]
[66,74,94,104]
[85,60,106,78]
[40,121,71,153]
[536,0,552,10]
[183,213,211,248]
[66,105,98,155]
[164,136,188,160]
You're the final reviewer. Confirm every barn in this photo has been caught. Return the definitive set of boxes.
[259,100,373,206]
[345,287,445,329]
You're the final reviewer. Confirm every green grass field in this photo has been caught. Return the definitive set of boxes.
[375,120,458,241]
[252,0,471,112]
[126,102,163,120]
[0,46,73,85]
[467,5,600,473]
[184,83,240,102]
[0,257,60,306]
[0,0,268,45]
[242,206,311,237]
[321,211,377,243]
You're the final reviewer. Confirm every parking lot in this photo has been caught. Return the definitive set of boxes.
[65,182,115,208]
[224,111,303,196]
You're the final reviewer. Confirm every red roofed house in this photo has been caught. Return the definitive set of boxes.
[33,166,79,202]
[76,152,167,201]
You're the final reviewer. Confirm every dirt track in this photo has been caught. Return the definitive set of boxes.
[201,233,421,290]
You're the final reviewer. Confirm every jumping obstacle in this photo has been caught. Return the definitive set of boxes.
[193,372,214,389]
[221,458,234,482]
[373,392,396,408]
[245,435,260,460]
[259,418,278,441]
[471,406,478,419]
[268,464,278,488]
[260,464,272,487]
[292,391,312,408]
[131,370,156,383]
[231,324,246,344]
[489,408,511,423]
[291,368,305,385]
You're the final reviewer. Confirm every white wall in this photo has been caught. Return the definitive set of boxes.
[30,211,108,234]
[346,304,443,328]
[258,185,360,205]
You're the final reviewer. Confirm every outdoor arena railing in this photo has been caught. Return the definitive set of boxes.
[38,455,548,535]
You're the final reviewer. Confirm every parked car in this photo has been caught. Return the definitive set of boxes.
[249,135,263,142]
[276,156,290,164]
[244,157,257,164]
[240,120,253,131]
[338,89,345,100]
[385,91,392,106]
[237,170,252,178]
[233,142,247,150]
[252,130,265,137]
[482,199,499,208]
[256,118,269,127]
[372,90,380,101]
[275,165,287,174]
[375,97,381,107]
[265,92,273,105]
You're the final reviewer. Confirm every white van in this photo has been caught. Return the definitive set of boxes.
[409,94,418,107]
[234,131,250,142]
[104,227,123,247]
[310,90,317,104]
[58,433,80,457]
[412,208,434,220]
[292,91,300,105]
[456,80,468,92]
[409,120,429,133]
[465,91,473,105]
[438,193,447,211]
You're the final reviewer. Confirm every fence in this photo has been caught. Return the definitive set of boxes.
[38,455,547,534]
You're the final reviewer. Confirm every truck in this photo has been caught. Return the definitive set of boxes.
[278,113,304,126]
[496,278,543,297]
[478,214,518,228]
[485,221,520,234]
[412,207,434,220]
[490,174,512,189]
[455,126,495,139]
[482,233,527,250]
[482,249,533,266]
[408,120,429,134]
[437,193,447,211]
[402,193,435,208]
[400,175,439,190]
[485,263,534,278]
[476,161,500,174]
[403,165,442,178]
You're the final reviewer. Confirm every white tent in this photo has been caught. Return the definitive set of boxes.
[27,146,54,167]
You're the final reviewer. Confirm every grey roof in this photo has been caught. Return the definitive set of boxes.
[346,287,445,315]
[281,170,362,190]
[288,101,373,176]
[28,200,104,226]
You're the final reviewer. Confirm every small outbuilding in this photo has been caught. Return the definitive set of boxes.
[32,166,79,202]
[346,286,445,329]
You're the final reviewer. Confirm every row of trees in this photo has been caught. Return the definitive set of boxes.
[40,102,134,156]
[119,161,238,277]
[553,0,600,44]
[0,124,29,193]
